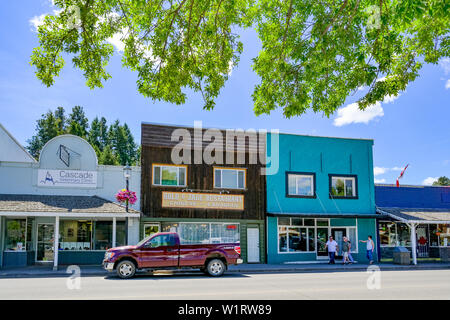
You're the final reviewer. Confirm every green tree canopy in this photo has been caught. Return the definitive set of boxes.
[432,176,450,186]
[31,0,449,117]
[26,106,139,165]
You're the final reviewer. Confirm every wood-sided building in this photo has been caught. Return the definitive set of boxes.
[140,123,266,263]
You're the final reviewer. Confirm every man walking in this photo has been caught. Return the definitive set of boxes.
[342,236,353,265]
[325,236,338,264]
[359,235,375,264]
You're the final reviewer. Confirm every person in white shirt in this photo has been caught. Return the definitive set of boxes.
[359,235,375,264]
[325,236,338,264]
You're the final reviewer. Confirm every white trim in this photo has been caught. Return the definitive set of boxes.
[0,212,139,218]
[54,217,59,269]
[0,122,37,163]
[112,217,117,248]
[377,208,450,224]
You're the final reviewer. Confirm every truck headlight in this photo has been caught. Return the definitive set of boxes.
[105,252,115,260]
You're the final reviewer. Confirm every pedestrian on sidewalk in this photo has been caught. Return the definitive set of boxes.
[325,236,338,264]
[359,235,375,264]
[342,236,354,265]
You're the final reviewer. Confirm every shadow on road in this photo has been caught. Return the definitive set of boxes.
[105,271,250,280]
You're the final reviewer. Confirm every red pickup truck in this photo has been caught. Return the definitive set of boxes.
[103,232,243,278]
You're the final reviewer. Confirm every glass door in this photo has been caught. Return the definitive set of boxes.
[417,225,429,257]
[316,228,329,258]
[331,228,347,259]
[36,224,54,262]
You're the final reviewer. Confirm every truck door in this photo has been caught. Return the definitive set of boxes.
[138,234,178,268]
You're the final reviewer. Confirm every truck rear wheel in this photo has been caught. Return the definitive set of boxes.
[116,260,136,279]
[206,259,225,277]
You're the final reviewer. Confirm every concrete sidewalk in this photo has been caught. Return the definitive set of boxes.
[1,262,450,278]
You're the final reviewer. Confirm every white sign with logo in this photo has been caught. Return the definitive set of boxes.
[37,169,97,188]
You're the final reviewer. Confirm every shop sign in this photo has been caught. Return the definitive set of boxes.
[162,191,244,210]
[37,169,97,188]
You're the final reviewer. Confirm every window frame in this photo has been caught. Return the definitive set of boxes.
[213,167,247,190]
[285,171,316,198]
[328,174,358,199]
[152,163,188,187]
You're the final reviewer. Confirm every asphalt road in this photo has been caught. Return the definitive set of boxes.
[1,269,449,300]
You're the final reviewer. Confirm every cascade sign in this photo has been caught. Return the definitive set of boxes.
[37,169,97,188]
[162,191,244,210]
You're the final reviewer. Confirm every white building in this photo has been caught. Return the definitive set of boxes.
[0,123,141,269]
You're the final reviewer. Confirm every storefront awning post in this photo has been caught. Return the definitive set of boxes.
[112,217,117,248]
[409,222,417,265]
[53,216,59,270]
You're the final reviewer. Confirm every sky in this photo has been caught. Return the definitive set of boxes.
[0,0,449,186]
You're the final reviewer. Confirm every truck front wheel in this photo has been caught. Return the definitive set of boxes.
[116,260,136,279]
[206,259,225,277]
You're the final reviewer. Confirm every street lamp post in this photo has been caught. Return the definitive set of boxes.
[123,164,131,244]
[123,164,131,212]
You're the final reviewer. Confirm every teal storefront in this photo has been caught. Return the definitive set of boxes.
[266,133,378,264]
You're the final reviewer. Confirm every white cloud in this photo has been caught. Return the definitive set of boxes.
[374,167,387,176]
[422,177,438,186]
[374,178,386,183]
[445,79,450,90]
[29,14,47,32]
[439,58,450,75]
[333,102,384,127]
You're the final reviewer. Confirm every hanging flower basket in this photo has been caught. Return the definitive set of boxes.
[115,189,137,205]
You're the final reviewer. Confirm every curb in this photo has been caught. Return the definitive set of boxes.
[1,264,449,278]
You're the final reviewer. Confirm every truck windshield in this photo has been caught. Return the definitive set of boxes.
[136,235,153,247]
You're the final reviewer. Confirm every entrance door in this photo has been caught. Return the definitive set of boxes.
[317,228,329,258]
[417,225,429,257]
[36,224,54,262]
[247,227,260,263]
[331,228,347,259]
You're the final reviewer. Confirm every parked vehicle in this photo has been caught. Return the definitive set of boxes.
[103,232,243,279]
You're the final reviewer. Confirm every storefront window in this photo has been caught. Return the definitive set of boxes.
[60,220,92,250]
[94,221,113,250]
[348,227,358,252]
[211,223,240,243]
[436,224,450,247]
[5,219,26,251]
[143,224,160,238]
[59,220,125,250]
[397,223,411,246]
[379,221,398,246]
[278,220,315,253]
[161,222,240,245]
[316,219,329,226]
[279,226,287,252]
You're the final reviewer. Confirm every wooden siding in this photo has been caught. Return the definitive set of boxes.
[141,124,266,220]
